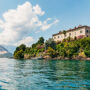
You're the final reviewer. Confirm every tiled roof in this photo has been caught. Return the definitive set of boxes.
[53,25,89,36]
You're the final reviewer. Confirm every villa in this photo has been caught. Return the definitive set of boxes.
[53,25,90,42]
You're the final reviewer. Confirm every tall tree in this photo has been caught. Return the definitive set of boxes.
[37,37,44,45]
[63,30,66,39]
[45,38,56,50]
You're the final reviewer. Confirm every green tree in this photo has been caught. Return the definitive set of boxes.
[84,50,90,57]
[14,44,26,59]
[47,47,56,58]
[32,43,37,48]
[45,38,56,50]
[37,37,44,45]
[63,30,66,39]
[74,36,77,40]
[56,43,66,57]
[18,44,26,51]
[67,36,71,42]
[14,50,24,59]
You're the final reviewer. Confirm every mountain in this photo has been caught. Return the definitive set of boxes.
[0,45,13,58]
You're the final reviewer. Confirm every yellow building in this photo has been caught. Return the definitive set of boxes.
[53,25,90,42]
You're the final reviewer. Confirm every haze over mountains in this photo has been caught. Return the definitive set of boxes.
[0,45,12,58]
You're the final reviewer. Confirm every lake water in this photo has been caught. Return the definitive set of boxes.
[0,58,90,90]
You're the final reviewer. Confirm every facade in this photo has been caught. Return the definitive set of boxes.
[53,25,90,42]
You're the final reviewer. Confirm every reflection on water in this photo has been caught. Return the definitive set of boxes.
[0,58,90,90]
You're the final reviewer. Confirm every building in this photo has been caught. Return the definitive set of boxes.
[53,25,90,42]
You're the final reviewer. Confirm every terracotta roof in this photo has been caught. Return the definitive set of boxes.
[53,25,89,36]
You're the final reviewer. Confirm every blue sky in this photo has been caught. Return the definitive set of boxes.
[0,0,90,53]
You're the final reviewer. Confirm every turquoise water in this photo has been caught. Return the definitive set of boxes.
[0,58,90,90]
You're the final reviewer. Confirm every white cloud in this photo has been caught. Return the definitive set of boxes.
[14,36,34,46]
[0,1,59,46]
[33,4,45,15]
[41,19,59,31]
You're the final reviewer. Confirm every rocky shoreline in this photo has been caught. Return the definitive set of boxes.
[43,57,90,61]
[24,55,90,60]
[42,55,90,60]
[24,53,90,60]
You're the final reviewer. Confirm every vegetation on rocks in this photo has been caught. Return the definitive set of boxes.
[14,36,90,59]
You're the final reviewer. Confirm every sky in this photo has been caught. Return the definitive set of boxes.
[0,0,90,53]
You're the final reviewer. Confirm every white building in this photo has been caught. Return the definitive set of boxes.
[53,25,90,42]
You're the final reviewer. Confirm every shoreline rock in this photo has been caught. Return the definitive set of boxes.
[43,56,90,61]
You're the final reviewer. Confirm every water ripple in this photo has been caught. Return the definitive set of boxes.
[0,58,90,90]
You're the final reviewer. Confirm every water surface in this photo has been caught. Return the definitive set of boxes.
[0,58,90,90]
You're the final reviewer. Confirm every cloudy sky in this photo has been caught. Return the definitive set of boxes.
[0,0,90,53]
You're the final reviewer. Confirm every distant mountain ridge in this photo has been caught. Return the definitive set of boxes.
[0,45,13,58]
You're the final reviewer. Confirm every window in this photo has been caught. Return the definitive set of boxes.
[54,37,56,39]
[75,32,76,35]
[86,30,88,33]
[80,30,82,33]
[64,34,66,37]
[69,33,71,36]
